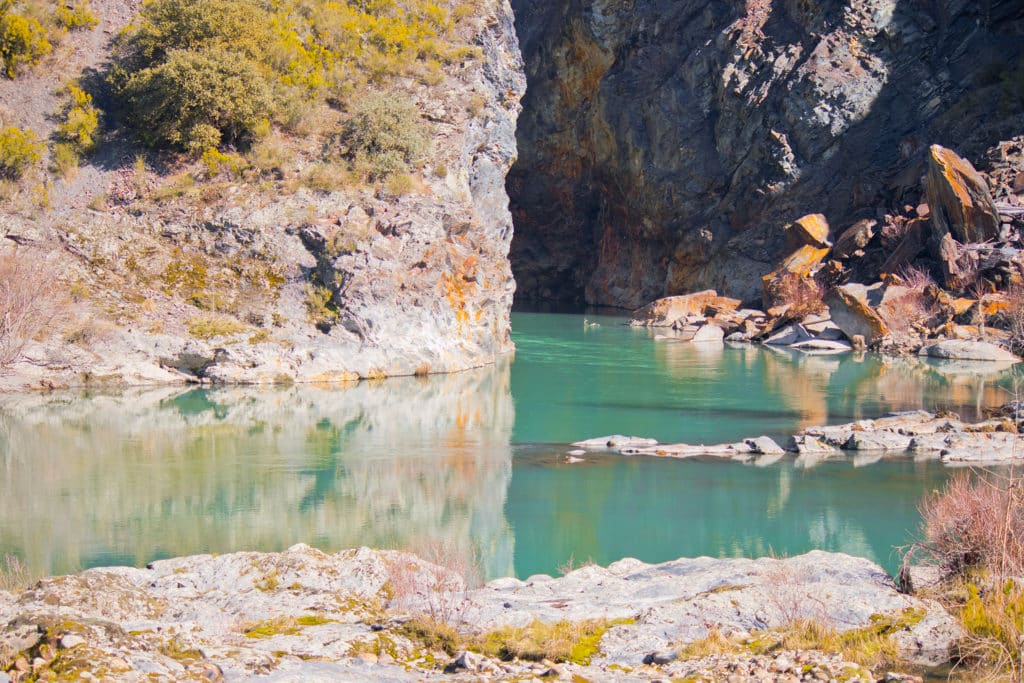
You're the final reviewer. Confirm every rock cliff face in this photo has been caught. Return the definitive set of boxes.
[508,0,1024,308]
[0,0,525,389]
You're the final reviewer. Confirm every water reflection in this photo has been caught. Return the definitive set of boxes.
[0,312,1019,581]
[505,449,950,576]
[0,363,515,579]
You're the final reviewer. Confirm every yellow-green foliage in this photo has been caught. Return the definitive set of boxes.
[400,615,461,656]
[111,0,472,152]
[473,618,631,665]
[115,45,273,153]
[678,611,922,672]
[242,615,332,638]
[57,83,100,154]
[54,1,98,30]
[201,147,249,179]
[0,4,52,78]
[186,313,247,339]
[0,125,43,178]
[958,579,1024,673]
[304,283,338,331]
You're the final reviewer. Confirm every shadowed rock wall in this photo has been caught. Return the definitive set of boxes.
[508,0,1024,308]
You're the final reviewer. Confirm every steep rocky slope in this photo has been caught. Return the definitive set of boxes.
[0,0,524,389]
[508,0,1024,308]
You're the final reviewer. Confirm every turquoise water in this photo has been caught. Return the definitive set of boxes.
[0,312,1017,579]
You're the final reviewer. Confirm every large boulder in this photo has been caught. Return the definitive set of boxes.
[926,144,1001,244]
[919,340,1020,363]
[630,291,741,327]
[785,214,831,250]
[825,284,889,345]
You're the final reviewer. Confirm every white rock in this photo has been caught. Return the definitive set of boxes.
[919,340,1019,363]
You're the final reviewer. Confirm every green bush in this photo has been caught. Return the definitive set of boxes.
[0,125,43,178]
[116,46,272,152]
[55,1,99,31]
[0,9,51,78]
[113,0,272,70]
[344,92,425,180]
[57,83,100,153]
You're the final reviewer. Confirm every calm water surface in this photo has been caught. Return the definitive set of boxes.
[0,312,1019,579]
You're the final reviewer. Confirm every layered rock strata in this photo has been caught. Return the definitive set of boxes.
[508,0,1024,307]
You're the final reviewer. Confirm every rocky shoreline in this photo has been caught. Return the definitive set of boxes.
[572,404,1024,467]
[0,544,959,681]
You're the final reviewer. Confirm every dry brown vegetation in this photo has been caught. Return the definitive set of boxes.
[905,469,1024,677]
[878,264,938,334]
[0,554,36,592]
[909,471,1024,579]
[767,271,826,317]
[0,248,64,368]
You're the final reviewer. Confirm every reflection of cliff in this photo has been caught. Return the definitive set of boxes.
[0,363,515,579]
[653,342,1020,434]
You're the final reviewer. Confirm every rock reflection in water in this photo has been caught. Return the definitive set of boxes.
[653,340,1019,435]
[506,450,948,577]
[0,362,515,579]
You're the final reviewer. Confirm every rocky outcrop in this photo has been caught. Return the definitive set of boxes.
[508,0,1024,307]
[926,144,1002,243]
[0,0,526,390]
[0,545,959,680]
[575,407,1024,466]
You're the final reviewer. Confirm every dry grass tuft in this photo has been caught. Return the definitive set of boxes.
[0,554,37,592]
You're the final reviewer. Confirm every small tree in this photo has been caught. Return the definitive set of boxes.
[116,46,272,152]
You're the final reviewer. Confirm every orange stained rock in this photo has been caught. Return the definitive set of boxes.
[830,287,889,343]
[786,214,831,249]
[926,144,1000,243]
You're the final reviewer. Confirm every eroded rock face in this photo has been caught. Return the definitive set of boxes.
[508,0,1024,307]
[0,0,526,390]
[0,546,959,680]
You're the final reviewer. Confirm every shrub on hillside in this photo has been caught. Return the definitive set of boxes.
[55,1,98,31]
[0,125,43,178]
[0,7,51,78]
[112,0,271,70]
[116,46,272,152]
[343,92,425,180]
[57,83,100,153]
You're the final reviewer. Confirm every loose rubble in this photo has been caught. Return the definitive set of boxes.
[630,144,1024,365]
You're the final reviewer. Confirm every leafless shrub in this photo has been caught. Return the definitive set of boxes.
[907,471,1024,581]
[385,539,478,626]
[1005,284,1024,355]
[761,559,828,626]
[557,553,596,575]
[766,272,826,318]
[0,249,64,368]
[879,265,939,334]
